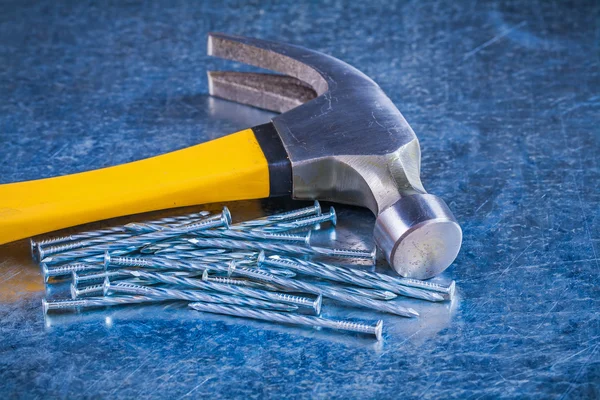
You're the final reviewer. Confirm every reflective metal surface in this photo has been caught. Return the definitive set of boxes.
[208,33,462,277]
[1,1,599,398]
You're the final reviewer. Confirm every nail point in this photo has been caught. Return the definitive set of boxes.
[41,263,49,283]
[257,251,266,266]
[70,283,78,299]
[375,320,383,341]
[30,239,38,260]
[305,230,312,245]
[314,294,323,315]
[103,252,111,271]
[103,277,111,296]
[222,206,232,227]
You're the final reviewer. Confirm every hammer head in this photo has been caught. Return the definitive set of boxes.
[208,33,462,279]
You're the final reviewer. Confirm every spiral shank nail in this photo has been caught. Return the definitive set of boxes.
[36,235,75,248]
[145,242,225,254]
[228,202,321,229]
[205,276,262,288]
[138,240,185,253]
[188,238,312,255]
[205,275,281,291]
[73,270,125,285]
[124,223,162,234]
[37,211,208,251]
[41,246,138,266]
[121,270,313,308]
[107,255,157,268]
[259,208,335,233]
[331,320,381,338]
[154,246,226,255]
[38,228,123,248]
[188,238,372,260]
[45,223,231,265]
[330,286,398,301]
[231,265,418,318]
[271,292,314,307]
[127,254,273,275]
[188,302,381,340]
[388,284,447,302]
[72,283,104,298]
[393,277,455,295]
[44,212,229,265]
[177,212,229,233]
[38,240,100,259]
[44,298,89,312]
[195,229,309,243]
[128,212,211,232]
[160,252,258,263]
[40,233,139,258]
[43,295,157,313]
[44,263,102,278]
[151,211,211,225]
[311,246,375,262]
[109,282,298,312]
[264,255,447,301]
[256,201,321,222]
[107,255,234,275]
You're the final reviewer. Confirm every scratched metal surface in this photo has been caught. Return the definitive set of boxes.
[0,0,599,398]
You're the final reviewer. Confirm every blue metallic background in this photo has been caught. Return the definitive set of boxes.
[0,0,599,398]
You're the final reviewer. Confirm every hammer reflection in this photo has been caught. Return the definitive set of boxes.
[207,96,276,130]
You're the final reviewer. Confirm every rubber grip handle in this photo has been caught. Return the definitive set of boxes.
[0,129,270,244]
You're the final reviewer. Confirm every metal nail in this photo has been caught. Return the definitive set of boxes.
[72,270,194,286]
[155,251,258,262]
[187,238,375,262]
[202,274,282,292]
[104,253,295,278]
[35,211,210,250]
[40,208,231,266]
[318,285,397,301]
[41,263,103,283]
[188,302,383,340]
[118,269,321,315]
[259,206,336,233]
[129,222,310,244]
[195,229,311,244]
[105,280,299,312]
[41,295,161,314]
[38,233,134,259]
[71,282,104,299]
[227,201,321,230]
[259,253,448,302]
[229,263,418,318]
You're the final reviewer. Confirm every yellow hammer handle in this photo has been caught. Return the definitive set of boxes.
[0,129,270,244]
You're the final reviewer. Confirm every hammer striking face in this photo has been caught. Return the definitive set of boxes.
[0,33,461,279]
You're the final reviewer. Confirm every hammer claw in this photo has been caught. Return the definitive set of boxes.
[207,71,316,113]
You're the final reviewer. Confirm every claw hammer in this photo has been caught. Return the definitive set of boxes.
[0,33,462,279]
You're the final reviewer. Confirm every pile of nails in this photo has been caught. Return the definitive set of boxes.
[33,201,455,341]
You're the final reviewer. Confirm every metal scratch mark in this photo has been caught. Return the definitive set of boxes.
[558,344,598,400]
[497,239,538,278]
[464,21,527,60]
[178,375,216,399]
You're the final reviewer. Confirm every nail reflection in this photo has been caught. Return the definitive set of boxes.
[41,287,459,349]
